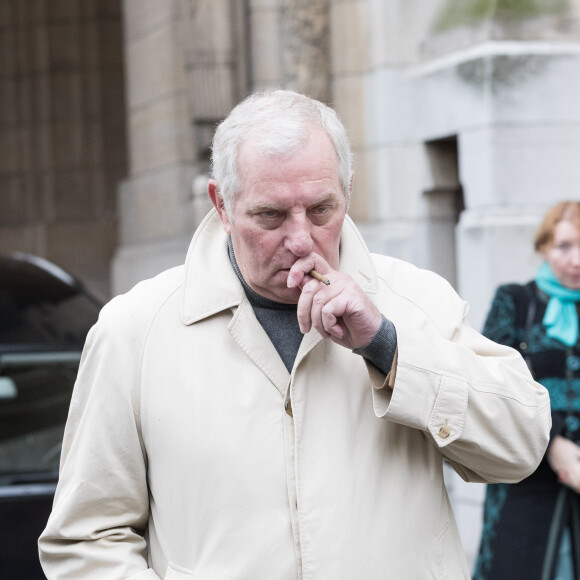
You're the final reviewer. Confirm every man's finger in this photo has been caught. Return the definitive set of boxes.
[296,280,319,333]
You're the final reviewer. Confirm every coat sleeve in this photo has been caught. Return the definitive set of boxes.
[38,297,162,580]
[370,275,551,485]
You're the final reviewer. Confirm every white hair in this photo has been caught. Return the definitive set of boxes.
[210,89,353,218]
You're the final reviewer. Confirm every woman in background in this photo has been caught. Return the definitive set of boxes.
[474,201,580,580]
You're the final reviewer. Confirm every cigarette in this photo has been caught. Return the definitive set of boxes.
[309,269,330,285]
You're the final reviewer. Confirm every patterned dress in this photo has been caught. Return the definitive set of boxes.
[473,281,580,580]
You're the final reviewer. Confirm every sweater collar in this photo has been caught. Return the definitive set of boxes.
[181,208,378,324]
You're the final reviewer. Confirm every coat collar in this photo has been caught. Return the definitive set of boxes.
[181,208,378,325]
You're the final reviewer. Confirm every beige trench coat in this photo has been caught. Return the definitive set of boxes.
[39,210,551,580]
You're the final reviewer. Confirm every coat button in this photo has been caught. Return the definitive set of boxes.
[438,425,451,439]
[284,398,293,417]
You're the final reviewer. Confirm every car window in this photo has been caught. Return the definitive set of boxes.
[0,351,81,485]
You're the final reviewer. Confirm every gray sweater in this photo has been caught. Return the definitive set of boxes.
[228,238,397,375]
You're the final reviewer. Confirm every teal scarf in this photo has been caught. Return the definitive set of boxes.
[535,261,580,347]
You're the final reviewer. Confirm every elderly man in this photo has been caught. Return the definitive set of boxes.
[39,90,550,579]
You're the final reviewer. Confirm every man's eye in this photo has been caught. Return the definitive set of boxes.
[312,206,331,216]
[557,242,572,251]
[262,211,279,219]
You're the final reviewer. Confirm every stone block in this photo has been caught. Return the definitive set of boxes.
[126,21,183,110]
[348,148,368,222]
[16,76,35,127]
[52,170,93,220]
[407,60,489,142]
[0,29,16,77]
[87,169,108,213]
[0,177,27,223]
[16,126,35,172]
[406,47,580,141]
[111,234,191,295]
[490,51,580,124]
[50,72,83,122]
[102,164,126,212]
[100,68,128,162]
[364,144,428,220]
[51,121,85,169]
[46,218,117,272]
[460,125,580,209]
[364,66,417,145]
[249,0,279,9]
[0,80,17,129]
[13,0,47,26]
[81,0,98,20]
[118,163,196,244]
[123,0,175,41]
[47,24,82,69]
[0,224,45,256]
[330,1,368,76]
[85,121,103,166]
[250,7,282,86]
[46,0,80,23]
[332,75,366,149]
[0,128,19,173]
[98,20,124,67]
[188,66,235,122]
[356,217,415,264]
[80,21,99,70]
[33,25,50,74]
[45,218,118,299]
[34,123,53,171]
[456,207,543,330]
[128,93,194,175]
[32,74,51,124]
[15,26,36,76]
[367,0,443,68]
[96,0,122,18]
[189,0,235,55]
[82,72,101,120]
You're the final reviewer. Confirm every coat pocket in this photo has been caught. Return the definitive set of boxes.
[164,562,195,579]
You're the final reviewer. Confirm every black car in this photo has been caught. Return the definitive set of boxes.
[0,253,101,579]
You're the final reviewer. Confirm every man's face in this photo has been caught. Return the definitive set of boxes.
[210,127,348,303]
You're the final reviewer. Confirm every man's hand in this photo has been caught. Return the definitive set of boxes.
[547,435,580,493]
[287,253,382,350]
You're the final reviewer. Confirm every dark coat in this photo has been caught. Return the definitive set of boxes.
[473,281,580,580]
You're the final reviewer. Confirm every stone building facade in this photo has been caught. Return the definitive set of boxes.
[2,0,580,569]
[0,0,126,301]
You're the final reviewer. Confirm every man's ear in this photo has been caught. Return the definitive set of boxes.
[208,179,232,234]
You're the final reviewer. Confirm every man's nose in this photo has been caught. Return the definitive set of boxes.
[285,221,314,257]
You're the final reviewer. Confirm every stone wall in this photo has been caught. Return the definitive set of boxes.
[0,0,127,301]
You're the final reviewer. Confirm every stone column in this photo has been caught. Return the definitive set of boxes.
[279,0,331,103]
[113,0,250,294]
[248,0,331,101]
[0,0,126,301]
[113,0,197,293]
[328,0,370,222]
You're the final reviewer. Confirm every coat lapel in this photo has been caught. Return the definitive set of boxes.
[180,209,380,395]
[228,297,290,396]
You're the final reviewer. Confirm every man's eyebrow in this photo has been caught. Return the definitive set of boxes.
[247,201,285,213]
[310,193,340,206]
[248,193,341,213]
